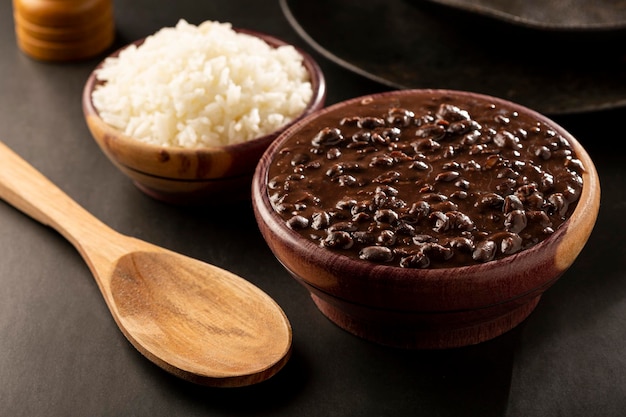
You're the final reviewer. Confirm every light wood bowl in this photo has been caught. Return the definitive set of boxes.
[82,30,326,204]
[252,89,601,349]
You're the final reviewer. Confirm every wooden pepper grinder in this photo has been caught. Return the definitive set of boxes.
[12,0,115,61]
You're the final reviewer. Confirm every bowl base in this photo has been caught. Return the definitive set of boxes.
[132,178,251,205]
[310,292,540,349]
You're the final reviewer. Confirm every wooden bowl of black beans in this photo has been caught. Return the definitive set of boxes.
[252,89,600,349]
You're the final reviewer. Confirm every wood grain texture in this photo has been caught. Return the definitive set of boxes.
[13,0,113,27]
[0,141,292,386]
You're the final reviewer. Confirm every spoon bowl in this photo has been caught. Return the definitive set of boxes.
[0,141,291,387]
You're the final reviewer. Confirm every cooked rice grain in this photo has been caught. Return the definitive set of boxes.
[92,19,313,147]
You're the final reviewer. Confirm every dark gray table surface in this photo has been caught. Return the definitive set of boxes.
[1,1,624,416]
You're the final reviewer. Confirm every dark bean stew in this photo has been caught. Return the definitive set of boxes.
[267,93,584,268]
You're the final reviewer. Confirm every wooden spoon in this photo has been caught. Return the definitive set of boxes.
[0,141,292,387]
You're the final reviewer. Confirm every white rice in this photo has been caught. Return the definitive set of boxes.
[92,19,313,148]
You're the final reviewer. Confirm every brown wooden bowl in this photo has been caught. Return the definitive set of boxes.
[252,89,601,349]
[82,29,326,205]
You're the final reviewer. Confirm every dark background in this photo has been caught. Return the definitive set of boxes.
[0,1,624,416]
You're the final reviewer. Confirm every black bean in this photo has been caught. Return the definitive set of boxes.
[290,153,310,166]
[351,201,371,215]
[335,198,357,210]
[408,201,430,219]
[381,127,402,141]
[455,179,470,189]
[469,144,486,155]
[400,252,430,268]
[357,116,386,129]
[473,240,496,262]
[346,142,376,153]
[526,210,552,228]
[552,149,572,159]
[419,184,434,193]
[353,231,376,245]
[323,231,354,249]
[493,131,522,150]
[563,181,582,204]
[422,193,448,202]
[496,178,517,194]
[430,201,459,212]
[412,138,442,152]
[430,211,450,232]
[463,160,482,171]
[337,175,358,187]
[359,246,394,262]
[312,127,343,147]
[352,212,371,223]
[435,170,461,182]
[389,150,412,163]
[370,155,395,167]
[446,237,474,252]
[373,171,401,184]
[447,120,472,135]
[565,157,584,173]
[540,172,555,191]
[494,114,510,125]
[311,211,330,230]
[515,183,537,197]
[286,215,309,230]
[325,163,343,178]
[286,174,305,181]
[305,161,321,170]
[377,230,396,246]
[370,132,389,145]
[484,154,502,169]
[547,193,569,217]
[442,161,461,170]
[497,167,519,179]
[413,234,435,243]
[374,209,399,224]
[461,131,481,146]
[503,195,524,213]
[275,203,295,214]
[326,148,341,160]
[396,221,416,236]
[442,145,456,158]
[422,242,453,260]
[415,124,446,141]
[351,131,371,144]
[475,193,505,211]
[534,145,551,160]
[446,211,475,231]
[436,103,470,122]
[339,116,360,126]
[376,185,399,196]
[268,175,286,190]
[500,233,523,255]
[504,210,527,233]
[450,190,468,200]
[328,221,357,232]
[386,107,415,127]
[525,192,545,210]
[409,160,430,170]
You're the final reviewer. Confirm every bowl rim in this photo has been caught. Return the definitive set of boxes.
[82,26,327,179]
[252,88,601,308]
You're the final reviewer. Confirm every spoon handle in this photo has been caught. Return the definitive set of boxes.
[0,141,128,264]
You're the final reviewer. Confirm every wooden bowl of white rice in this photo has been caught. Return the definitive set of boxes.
[82,20,326,204]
